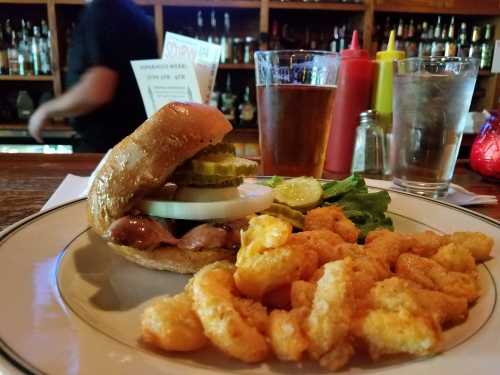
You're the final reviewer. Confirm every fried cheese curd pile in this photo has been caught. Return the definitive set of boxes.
[141,207,494,371]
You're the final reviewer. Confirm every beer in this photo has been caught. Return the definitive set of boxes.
[257,84,336,177]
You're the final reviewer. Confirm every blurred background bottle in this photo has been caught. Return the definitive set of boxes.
[220,12,232,63]
[238,85,256,128]
[480,24,493,70]
[221,73,237,126]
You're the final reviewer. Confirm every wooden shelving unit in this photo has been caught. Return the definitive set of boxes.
[0,75,53,81]
[1,0,499,142]
[269,1,365,11]
[219,63,255,70]
[162,0,260,8]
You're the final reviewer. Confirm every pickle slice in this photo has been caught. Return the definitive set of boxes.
[191,154,258,177]
[261,203,305,229]
[173,172,243,187]
[193,178,243,188]
[196,143,236,157]
[273,177,323,210]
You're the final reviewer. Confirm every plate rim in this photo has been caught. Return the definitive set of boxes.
[0,185,498,374]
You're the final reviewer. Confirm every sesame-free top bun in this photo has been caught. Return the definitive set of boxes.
[87,102,232,236]
[86,102,234,274]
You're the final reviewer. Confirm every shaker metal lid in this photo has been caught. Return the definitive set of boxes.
[360,110,377,120]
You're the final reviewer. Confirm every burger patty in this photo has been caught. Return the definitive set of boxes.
[105,215,248,251]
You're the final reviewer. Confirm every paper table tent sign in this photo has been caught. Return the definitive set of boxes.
[162,32,221,104]
[131,58,202,118]
[131,33,221,118]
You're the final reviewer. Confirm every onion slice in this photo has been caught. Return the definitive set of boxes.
[137,183,274,220]
[174,186,240,202]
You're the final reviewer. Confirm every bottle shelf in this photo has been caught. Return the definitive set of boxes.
[374,5,500,15]
[269,1,365,12]
[0,0,47,4]
[160,0,260,9]
[219,63,255,70]
[224,127,258,143]
[0,74,54,81]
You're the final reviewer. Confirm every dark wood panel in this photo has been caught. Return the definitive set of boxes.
[1,154,498,233]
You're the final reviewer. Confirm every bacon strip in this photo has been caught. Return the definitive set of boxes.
[106,215,179,250]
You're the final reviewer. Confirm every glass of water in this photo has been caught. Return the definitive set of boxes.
[391,57,479,197]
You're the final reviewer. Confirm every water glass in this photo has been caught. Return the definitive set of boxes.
[391,57,479,197]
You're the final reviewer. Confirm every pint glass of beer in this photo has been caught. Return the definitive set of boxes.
[255,50,340,178]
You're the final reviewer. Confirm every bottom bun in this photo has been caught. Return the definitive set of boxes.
[108,242,236,274]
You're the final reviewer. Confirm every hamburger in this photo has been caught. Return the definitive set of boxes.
[87,102,273,273]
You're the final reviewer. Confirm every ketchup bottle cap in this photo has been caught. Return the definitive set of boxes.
[341,30,368,59]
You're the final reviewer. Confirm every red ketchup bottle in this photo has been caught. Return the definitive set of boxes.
[324,30,374,174]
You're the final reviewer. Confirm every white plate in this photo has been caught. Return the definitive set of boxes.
[0,187,499,375]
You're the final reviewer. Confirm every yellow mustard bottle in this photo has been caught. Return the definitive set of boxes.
[372,30,405,134]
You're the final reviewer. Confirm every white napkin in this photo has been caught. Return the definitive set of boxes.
[365,178,498,206]
[42,172,497,212]
[41,151,111,211]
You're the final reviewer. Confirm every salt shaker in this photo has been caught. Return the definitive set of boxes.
[351,110,386,176]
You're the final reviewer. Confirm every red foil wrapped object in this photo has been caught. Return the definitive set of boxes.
[470,111,500,180]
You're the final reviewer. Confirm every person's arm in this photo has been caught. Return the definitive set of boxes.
[28,66,118,143]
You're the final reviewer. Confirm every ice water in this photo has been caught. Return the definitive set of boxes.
[391,72,476,196]
[257,84,336,178]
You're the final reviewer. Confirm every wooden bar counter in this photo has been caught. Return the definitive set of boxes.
[0,153,499,232]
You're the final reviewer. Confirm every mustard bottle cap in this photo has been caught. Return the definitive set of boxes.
[376,30,405,61]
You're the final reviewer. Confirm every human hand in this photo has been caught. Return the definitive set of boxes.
[28,106,50,143]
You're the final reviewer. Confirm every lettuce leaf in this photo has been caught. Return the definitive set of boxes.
[261,174,393,242]
[261,175,284,188]
[321,174,393,242]
[322,173,367,199]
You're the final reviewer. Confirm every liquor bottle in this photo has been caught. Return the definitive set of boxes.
[238,86,256,128]
[16,90,34,120]
[457,22,469,58]
[405,19,417,58]
[281,23,297,49]
[220,74,237,125]
[31,26,41,76]
[310,31,318,50]
[7,31,19,75]
[220,12,232,63]
[209,91,220,108]
[40,30,51,75]
[480,24,493,70]
[269,20,281,50]
[338,25,346,51]
[304,27,314,49]
[18,31,33,75]
[431,16,444,57]
[5,19,12,40]
[41,19,49,38]
[20,19,27,38]
[318,31,329,51]
[380,16,391,51]
[469,26,482,60]
[0,29,8,74]
[445,17,457,57]
[395,18,404,51]
[194,11,205,40]
[329,26,339,52]
[207,10,220,45]
[418,21,429,57]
